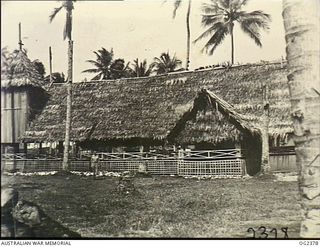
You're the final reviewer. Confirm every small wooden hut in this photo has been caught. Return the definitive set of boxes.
[1,50,48,155]
[22,61,294,174]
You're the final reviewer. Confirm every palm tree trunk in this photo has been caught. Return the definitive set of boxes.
[62,39,73,171]
[283,0,320,238]
[230,23,234,65]
[185,0,191,70]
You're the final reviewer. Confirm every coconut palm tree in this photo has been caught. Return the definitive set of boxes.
[283,0,320,238]
[82,48,114,80]
[49,0,75,171]
[32,60,46,78]
[152,52,182,75]
[194,0,271,64]
[49,0,75,40]
[131,58,153,77]
[109,59,131,79]
[83,49,132,80]
[172,0,192,70]
[45,72,65,84]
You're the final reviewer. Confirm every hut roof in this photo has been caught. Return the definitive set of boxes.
[1,50,44,89]
[23,62,291,144]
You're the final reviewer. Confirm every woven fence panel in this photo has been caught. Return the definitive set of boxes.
[99,160,140,172]
[69,160,91,172]
[177,159,244,177]
[2,159,63,173]
[146,160,178,175]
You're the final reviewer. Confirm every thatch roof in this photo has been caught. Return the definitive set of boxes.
[23,62,291,144]
[1,50,44,89]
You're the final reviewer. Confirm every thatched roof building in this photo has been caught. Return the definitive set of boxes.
[1,50,44,89]
[22,61,290,148]
[1,50,47,146]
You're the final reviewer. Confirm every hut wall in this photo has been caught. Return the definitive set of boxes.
[269,146,297,172]
[1,88,28,143]
[269,154,297,172]
[241,134,262,176]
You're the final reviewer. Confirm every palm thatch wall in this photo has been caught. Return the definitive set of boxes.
[23,62,290,147]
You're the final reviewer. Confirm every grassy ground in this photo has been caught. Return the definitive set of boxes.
[2,173,302,238]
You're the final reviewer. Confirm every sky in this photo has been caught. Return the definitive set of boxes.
[1,0,286,82]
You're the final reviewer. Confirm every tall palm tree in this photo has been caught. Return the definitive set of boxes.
[49,0,75,171]
[194,0,271,64]
[131,58,153,77]
[152,52,182,75]
[82,48,114,80]
[283,0,320,238]
[172,0,192,70]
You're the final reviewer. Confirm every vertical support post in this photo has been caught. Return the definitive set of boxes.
[74,141,79,159]
[185,0,191,70]
[18,23,24,51]
[261,84,270,174]
[39,142,42,155]
[58,141,64,156]
[49,46,53,87]
[10,91,15,144]
[49,142,53,156]
[23,142,27,156]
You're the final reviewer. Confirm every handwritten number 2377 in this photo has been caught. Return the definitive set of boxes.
[247,226,289,239]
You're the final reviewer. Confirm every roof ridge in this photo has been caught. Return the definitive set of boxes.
[75,61,286,85]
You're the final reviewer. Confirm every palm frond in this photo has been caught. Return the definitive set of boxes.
[238,10,271,30]
[201,13,225,27]
[240,22,262,46]
[202,24,228,55]
[152,52,182,74]
[49,6,63,22]
[237,10,271,46]
[94,51,102,61]
[218,0,230,9]
[194,21,226,43]
[99,48,113,65]
[82,68,100,73]
[63,11,72,40]
[239,10,271,21]
[229,0,248,10]
[91,73,103,81]
[124,62,130,71]
[237,0,249,9]
[173,0,182,18]
[132,58,152,77]
[202,2,226,14]
[85,60,103,68]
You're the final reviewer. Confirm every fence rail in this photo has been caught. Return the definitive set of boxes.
[84,149,243,160]
[96,152,174,160]
[1,153,26,160]
[182,149,241,160]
